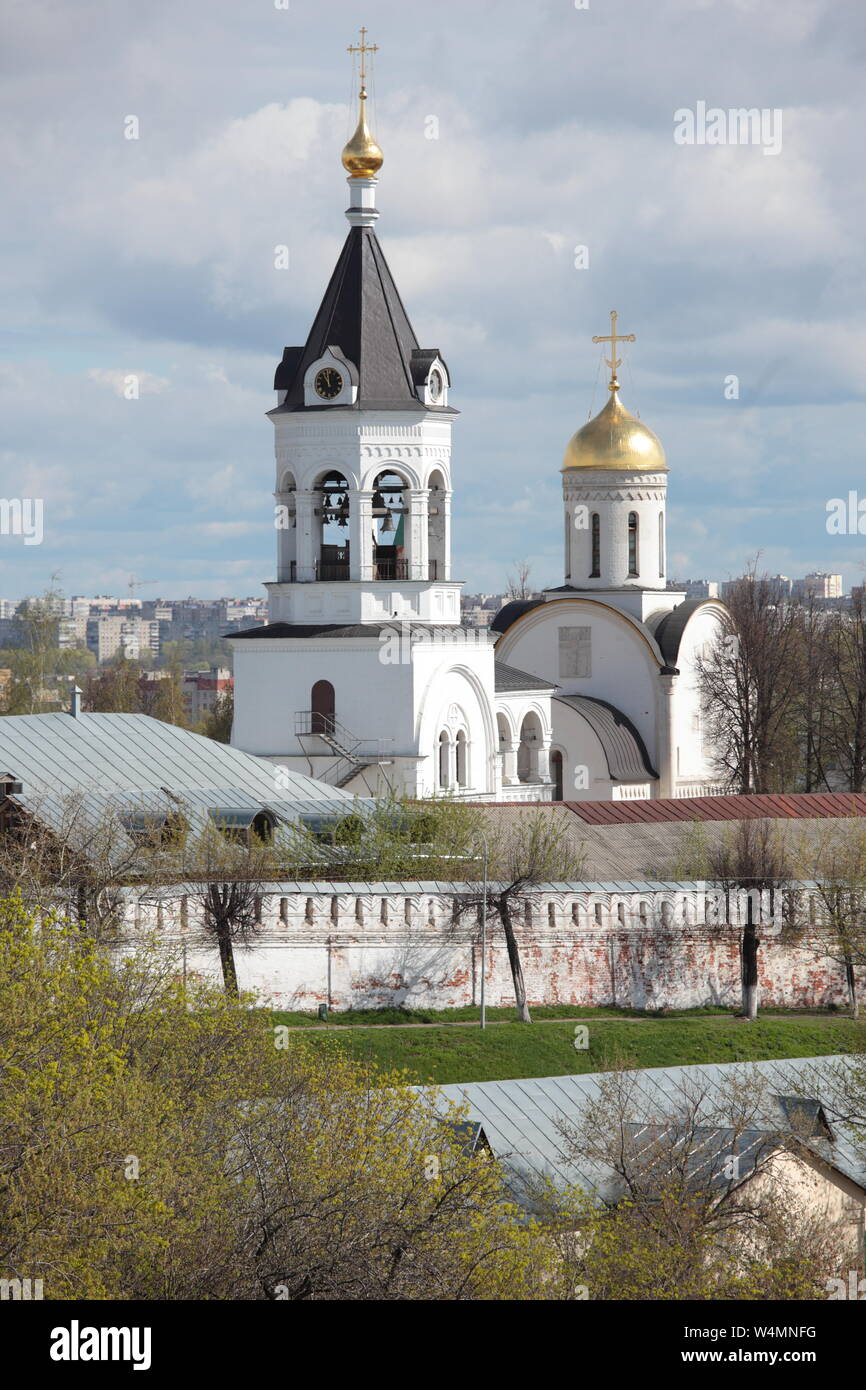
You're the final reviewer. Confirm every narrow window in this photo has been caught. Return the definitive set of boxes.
[551,750,564,801]
[628,512,638,577]
[456,730,467,787]
[658,512,665,578]
[438,731,450,789]
[590,513,600,577]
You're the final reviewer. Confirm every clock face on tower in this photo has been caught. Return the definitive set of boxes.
[428,369,443,402]
[314,367,343,400]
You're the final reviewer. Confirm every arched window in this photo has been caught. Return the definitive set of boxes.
[590,513,600,578]
[453,733,467,789]
[311,680,335,736]
[456,730,467,787]
[438,731,450,789]
[628,512,638,577]
[551,750,564,801]
[658,511,665,578]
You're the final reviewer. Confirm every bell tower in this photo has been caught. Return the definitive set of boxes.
[266,30,459,628]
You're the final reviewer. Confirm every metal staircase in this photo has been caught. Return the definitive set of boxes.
[295,711,392,789]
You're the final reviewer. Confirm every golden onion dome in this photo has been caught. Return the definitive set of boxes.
[341,87,383,179]
[563,384,667,472]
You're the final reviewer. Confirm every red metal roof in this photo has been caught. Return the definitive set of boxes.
[560,792,866,825]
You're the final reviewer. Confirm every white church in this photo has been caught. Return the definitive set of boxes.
[230,47,728,803]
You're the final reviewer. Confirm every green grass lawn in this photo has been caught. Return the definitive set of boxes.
[268,1001,841,1029]
[278,1014,866,1086]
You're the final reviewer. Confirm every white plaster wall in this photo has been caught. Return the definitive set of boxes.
[232,630,498,795]
[496,597,662,758]
[413,636,497,797]
[231,637,416,757]
[670,602,729,790]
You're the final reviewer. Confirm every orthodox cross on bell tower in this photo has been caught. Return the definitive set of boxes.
[347,26,378,93]
[592,310,635,391]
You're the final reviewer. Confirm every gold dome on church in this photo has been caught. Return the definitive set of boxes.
[341,86,383,179]
[563,384,667,472]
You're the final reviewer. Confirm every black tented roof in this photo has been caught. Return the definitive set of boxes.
[272,226,454,413]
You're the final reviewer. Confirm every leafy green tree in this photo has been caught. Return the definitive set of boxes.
[198,690,233,743]
[140,664,187,727]
[84,656,144,713]
[0,895,552,1300]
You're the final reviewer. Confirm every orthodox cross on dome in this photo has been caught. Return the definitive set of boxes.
[347,26,378,93]
[592,310,635,391]
[342,27,383,186]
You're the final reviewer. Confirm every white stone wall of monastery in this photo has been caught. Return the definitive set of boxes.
[131,886,863,1013]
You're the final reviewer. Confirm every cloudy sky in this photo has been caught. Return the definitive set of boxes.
[2,0,865,600]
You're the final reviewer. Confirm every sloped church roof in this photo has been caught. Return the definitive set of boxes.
[273,226,454,413]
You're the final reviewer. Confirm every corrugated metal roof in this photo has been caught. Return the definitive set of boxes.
[555,695,658,781]
[429,1056,866,1208]
[494,661,555,693]
[0,712,354,839]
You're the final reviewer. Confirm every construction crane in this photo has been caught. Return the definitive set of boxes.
[127,575,158,600]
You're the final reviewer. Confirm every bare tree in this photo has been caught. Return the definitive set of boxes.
[824,593,866,792]
[796,819,866,1017]
[698,560,802,793]
[505,561,533,602]
[546,1063,853,1299]
[797,599,834,792]
[454,809,586,1023]
[0,788,158,938]
[669,817,796,1019]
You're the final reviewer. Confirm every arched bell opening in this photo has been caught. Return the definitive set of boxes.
[371,469,409,580]
[277,470,297,581]
[315,470,351,580]
[427,469,447,581]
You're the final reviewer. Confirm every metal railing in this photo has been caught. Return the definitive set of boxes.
[295,711,394,787]
[285,559,439,583]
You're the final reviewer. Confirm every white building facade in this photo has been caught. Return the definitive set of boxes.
[230,79,727,803]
